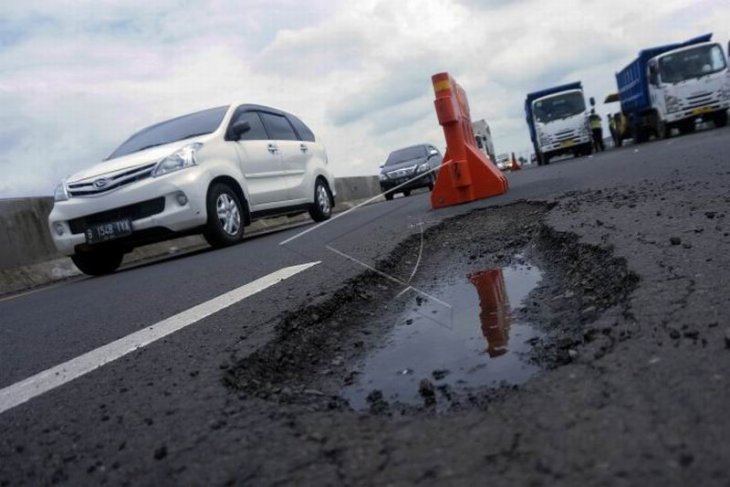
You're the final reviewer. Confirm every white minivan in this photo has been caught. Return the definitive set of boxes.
[49,103,336,275]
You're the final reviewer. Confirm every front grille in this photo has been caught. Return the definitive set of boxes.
[554,129,576,142]
[684,92,714,110]
[67,163,156,197]
[68,197,165,234]
[386,165,417,179]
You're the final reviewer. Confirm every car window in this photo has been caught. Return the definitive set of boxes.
[231,111,269,141]
[287,114,316,142]
[259,112,299,141]
[107,106,228,159]
[386,146,426,165]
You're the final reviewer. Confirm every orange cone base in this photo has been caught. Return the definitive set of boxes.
[430,145,508,209]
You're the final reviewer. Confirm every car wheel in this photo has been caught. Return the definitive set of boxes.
[384,192,394,201]
[203,183,245,248]
[309,179,333,222]
[427,175,435,191]
[403,190,411,197]
[71,249,124,276]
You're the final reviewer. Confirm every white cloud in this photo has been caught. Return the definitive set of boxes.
[0,0,727,196]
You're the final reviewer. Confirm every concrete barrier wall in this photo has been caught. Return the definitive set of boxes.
[0,198,58,271]
[0,176,380,274]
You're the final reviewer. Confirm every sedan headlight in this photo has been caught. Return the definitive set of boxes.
[54,183,69,202]
[379,173,388,181]
[417,162,430,173]
[153,143,202,177]
[665,94,681,114]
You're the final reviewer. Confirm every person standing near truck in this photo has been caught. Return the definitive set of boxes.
[589,109,605,152]
[608,114,618,147]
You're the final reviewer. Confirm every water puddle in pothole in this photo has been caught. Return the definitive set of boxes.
[342,260,544,409]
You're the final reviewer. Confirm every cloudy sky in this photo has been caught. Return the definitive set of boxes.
[0,0,726,197]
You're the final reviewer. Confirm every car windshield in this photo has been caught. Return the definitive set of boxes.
[533,92,586,123]
[658,44,727,84]
[107,106,229,159]
[385,146,426,166]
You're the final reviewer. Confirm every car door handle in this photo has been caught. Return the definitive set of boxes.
[267,143,279,153]
[299,144,308,153]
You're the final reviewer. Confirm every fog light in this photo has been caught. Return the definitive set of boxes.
[53,222,65,236]
[176,192,188,206]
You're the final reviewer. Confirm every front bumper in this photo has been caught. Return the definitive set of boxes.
[48,167,211,255]
[379,172,432,193]
[666,100,730,123]
[540,134,592,153]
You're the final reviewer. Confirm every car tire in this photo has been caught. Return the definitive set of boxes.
[427,175,435,191]
[385,192,394,201]
[71,249,124,276]
[309,178,333,222]
[203,183,245,248]
[403,190,411,197]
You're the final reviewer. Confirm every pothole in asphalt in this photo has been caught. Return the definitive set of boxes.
[341,259,543,410]
[223,201,638,414]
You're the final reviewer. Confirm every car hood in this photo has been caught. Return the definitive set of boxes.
[381,157,427,173]
[66,137,209,183]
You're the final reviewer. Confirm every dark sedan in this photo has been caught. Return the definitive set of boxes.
[379,144,442,200]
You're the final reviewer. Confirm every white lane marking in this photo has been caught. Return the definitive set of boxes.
[0,261,319,416]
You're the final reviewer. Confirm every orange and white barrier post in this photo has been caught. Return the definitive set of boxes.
[430,72,508,209]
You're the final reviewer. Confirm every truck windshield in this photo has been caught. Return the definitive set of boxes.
[658,44,727,84]
[533,92,585,123]
[385,146,426,165]
[107,106,229,160]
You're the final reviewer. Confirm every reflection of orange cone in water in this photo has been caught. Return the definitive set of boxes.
[468,269,511,357]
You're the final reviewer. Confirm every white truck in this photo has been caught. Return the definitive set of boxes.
[524,82,593,166]
[472,119,495,162]
[617,33,730,142]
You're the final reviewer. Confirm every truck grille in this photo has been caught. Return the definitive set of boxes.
[684,92,714,109]
[68,197,165,234]
[67,163,157,197]
[554,129,577,142]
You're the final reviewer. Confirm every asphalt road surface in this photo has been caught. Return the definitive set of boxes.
[1,126,729,486]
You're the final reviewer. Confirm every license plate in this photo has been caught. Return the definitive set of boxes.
[692,106,713,116]
[85,220,132,244]
[560,140,575,148]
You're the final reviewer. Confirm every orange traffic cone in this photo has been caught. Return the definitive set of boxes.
[510,152,521,171]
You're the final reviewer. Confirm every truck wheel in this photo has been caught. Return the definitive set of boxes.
[71,249,124,276]
[309,179,333,222]
[543,154,551,165]
[657,121,671,139]
[678,120,695,135]
[204,183,245,247]
[714,111,728,128]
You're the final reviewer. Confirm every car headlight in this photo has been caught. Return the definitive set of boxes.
[54,183,69,202]
[379,173,388,181]
[665,95,681,114]
[417,162,430,173]
[538,132,550,145]
[153,143,202,177]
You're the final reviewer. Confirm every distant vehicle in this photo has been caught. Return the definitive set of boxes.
[525,82,593,166]
[616,33,729,142]
[379,144,441,200]
[49,104,336,275]
[495,153,510,170]
[472,119,496,162]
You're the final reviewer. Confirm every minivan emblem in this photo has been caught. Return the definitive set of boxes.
[93,178,110,189]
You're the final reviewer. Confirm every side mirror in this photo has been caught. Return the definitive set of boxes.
[428,149,439,157]
[231,120,251,139]
[589,97,596,107]
[648,63,659,86]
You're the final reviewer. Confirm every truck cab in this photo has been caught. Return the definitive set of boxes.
[525,82,593,166]
[648,40,729,135]
[617,33,730,142]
